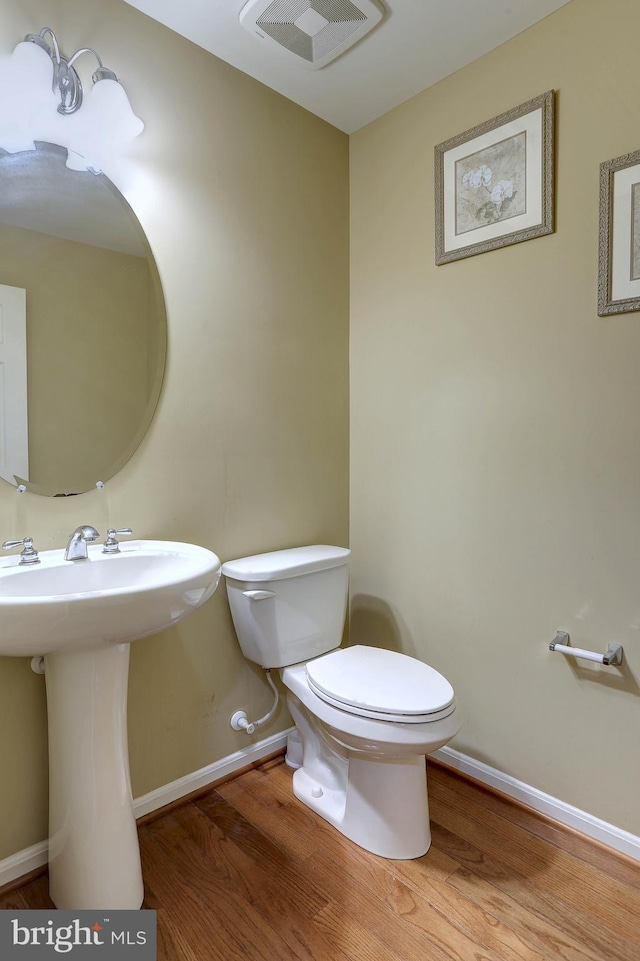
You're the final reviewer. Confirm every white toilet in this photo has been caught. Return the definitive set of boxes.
[222,545,461,859]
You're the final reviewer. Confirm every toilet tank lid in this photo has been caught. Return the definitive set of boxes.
[221,545,350,582]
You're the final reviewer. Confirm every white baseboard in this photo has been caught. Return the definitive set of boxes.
[3,733,638,889]
[0,729,291,890]
[0,840,49,891]
[132,728,291,818]
[431,745,640,862]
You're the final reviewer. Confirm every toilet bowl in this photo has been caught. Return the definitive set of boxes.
[221,545,462,859]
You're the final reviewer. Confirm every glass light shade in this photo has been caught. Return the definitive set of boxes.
[0,40,58,153]
[62,78,144,173]
[64,149,92,172]
[0,37,144,175]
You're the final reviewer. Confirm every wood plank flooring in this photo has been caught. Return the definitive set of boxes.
[2,756,639,961]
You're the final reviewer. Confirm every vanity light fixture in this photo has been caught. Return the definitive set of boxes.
[0,27,143,173]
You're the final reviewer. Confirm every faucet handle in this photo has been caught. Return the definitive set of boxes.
[102,528,133,554]
[2,536,40,565]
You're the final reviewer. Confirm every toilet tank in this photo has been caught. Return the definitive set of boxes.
[221,545,350,668]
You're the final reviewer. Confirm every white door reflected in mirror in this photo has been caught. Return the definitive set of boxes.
[0,283,28,485]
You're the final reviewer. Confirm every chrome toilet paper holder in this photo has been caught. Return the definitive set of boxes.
[549,630,624,666]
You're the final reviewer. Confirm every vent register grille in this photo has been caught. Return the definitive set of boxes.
[240,0,383,68]
[247,0,376,66]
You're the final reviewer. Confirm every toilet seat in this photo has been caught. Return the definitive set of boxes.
[305,645,456,724]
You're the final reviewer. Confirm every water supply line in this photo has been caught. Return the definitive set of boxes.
[230,669,279,735]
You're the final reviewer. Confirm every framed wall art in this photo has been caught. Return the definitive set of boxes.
[598,149,640,316]
[434,90,555,265]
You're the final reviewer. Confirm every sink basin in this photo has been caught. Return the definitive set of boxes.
[0,538,221,911]
[0,539,221,655]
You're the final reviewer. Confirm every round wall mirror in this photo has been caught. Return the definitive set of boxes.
[0,142,166,496]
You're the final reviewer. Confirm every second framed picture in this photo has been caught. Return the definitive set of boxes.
[598,149,640,316]
[434,90,555,265]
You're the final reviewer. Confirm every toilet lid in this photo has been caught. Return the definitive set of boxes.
[305,645,454,719]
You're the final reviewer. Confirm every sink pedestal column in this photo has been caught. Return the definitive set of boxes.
[44,643,144,909]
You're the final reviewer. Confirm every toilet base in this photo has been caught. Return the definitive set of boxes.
[283,661,461,861]
[292,752,430,859]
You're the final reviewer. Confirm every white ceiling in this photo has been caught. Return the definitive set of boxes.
[123,0,572,133]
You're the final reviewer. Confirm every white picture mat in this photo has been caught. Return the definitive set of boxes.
[611,164,640,302]
[442,109,543,253]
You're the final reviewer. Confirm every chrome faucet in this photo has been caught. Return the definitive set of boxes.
[64,525,100,561]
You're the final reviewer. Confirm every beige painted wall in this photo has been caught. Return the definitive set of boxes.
[0,0,348,859]
[350,0,640,834]
[0,222,151,493]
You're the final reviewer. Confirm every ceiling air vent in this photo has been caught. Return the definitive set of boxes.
[239,0,384,69]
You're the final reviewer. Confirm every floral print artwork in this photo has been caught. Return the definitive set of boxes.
[455,132,527,236]
[632,182,640,281]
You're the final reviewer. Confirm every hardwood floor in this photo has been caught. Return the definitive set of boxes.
[2,756,640,960]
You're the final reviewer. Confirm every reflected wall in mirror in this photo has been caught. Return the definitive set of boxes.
[0,142,166,496]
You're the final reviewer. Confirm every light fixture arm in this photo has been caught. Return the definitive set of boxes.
[24,29,120,116]
[67,47,103,70]
[26,27,61,64]
[68,49,118,85]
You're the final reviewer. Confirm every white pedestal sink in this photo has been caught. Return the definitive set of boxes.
[0,539,221,909]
